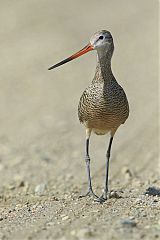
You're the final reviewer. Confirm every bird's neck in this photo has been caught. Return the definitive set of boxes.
[92,47,114,84]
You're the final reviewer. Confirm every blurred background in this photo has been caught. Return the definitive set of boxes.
[0,0,158,145]
[0,0,159,238]
[0,0,159,192]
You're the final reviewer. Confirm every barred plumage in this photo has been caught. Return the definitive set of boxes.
[48,30,129,203]
[78,42,129,135]
[78,80,129,134]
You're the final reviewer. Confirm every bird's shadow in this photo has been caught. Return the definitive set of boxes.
[144,186,160,197]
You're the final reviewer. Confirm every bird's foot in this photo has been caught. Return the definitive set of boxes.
[96,192,108,202]
[79,189,98,199]
[93,196,106,203]
[79,189,106,203]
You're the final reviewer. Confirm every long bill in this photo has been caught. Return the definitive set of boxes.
[48,43,93,70]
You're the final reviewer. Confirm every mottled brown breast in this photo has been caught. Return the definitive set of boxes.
[78,80,129,131]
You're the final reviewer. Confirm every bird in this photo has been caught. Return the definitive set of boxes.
[48,30,129,203]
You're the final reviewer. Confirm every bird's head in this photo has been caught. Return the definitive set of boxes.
[90,30,113,50]
[48,30,113,70]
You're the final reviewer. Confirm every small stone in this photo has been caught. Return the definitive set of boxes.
[142,213,147,217]
[121,219,137,228]
[0,216,3,221]
[50,196,59,201]
[17,180,25,187]
[15,204,22,210]
[155,234,159,239]
[62,215,69,221]
[70,230,76,236]
[109,191,121,199]
[144,225,150,229]
[35,183,47,196]
[46,221,55,226]
[145,186,160,196]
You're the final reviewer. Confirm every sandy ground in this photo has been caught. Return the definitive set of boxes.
[0,0,159,239]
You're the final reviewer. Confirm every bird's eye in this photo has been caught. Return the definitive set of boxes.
[99,36,104,40]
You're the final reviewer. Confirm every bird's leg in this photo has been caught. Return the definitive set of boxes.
[80,129,99,200]
[103,136,113,199]
[84,138,98,198]
[101,136,113,200]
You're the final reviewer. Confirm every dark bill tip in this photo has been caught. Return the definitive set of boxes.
[48,43,93,71]
[48,57,72,70]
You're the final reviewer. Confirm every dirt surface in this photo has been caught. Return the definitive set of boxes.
[0,0,159,239]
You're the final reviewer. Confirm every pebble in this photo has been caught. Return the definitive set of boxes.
[121,219,137,228]
[109,191,121,199]
[0,216,3,221]
[46,221,55,226]
[144,225,150,229]
[35,183,47,196]
[15,204,23,210]
[145,186,160,196]
[62,215,69,221]
[18,180,25,187]
[142,213,147,217]
[155,234,159,239]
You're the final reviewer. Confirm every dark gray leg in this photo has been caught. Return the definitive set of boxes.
[84,138,98,197]
[80,131,100,200]
[96,136,113,203]
[103,136,113,200]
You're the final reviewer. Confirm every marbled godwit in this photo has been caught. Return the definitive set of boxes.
[48,30,129,202]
